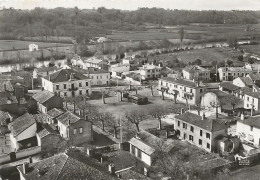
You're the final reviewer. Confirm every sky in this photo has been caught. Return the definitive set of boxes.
[0,0,260,10]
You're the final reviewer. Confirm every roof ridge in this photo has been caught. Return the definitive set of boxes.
[55,154,69,180]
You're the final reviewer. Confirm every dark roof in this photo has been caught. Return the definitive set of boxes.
[220,82,240,91]
[32,90,55,104]
[72,67,110,75]
[236,87,260,99]
[183,65,209,73]
[248,73,260,81]
[238,116,260,129]
[117,169,153,180]
[37,124,59,138]
[175,112,226,132]
[56,111,82,126]
[17,153,114,180]
[160,77,204,88]
[43,69,89,83]
[33,113,49,124]
[0,93,18,106]
[0,111,11,125]
[10,113,36,137]
[125,72,141,81]
[237,77,254,86]
[47,108,64,118]
[0,80,14,92]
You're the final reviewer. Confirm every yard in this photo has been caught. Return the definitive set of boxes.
[0,40,72,51]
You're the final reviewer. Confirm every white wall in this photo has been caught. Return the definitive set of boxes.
[237,121,260,147]
[233,78,246,88]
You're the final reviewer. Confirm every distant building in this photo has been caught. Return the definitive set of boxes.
[42,69,92,97]
[33,66,59,79]
[56,111,93,145]
[158,77,207,105]
[97,37,110,43]
[110,63,130,79]
[139,64,162,80]
[83,57,107,70]
[174,112,227,152]
[32,90,63,113]
[29,44,38,51]
[183,65,210,82]
[218,67,253,81]
[71,55,84,68]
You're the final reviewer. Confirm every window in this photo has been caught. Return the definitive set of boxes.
[97,76,98,79]
[190,126,194,132]
[251,126,254,131]
[137,149,142,158]
[64,92,67,97]
[183,123,187,129]
[64,84,67,89]
[206,133,210,139]
[189,135,193,142]
[74,128,77,134]
[100,75,102,79]
[79,90,82,95]
[131,145,135,154]
[79,128,83,134]
[79,82,82,87]
[86,82,88,86]
[56,85,59,90]
[184,87,186,92]
[190,89,193,93]
[199,139,202,145]
[178,121,180,127]
[207,143,210,149]
[200,89,203,93]
[247,97,249,101]
[91,76,93,79]
[86,90,89,94]
[200,130,202,136]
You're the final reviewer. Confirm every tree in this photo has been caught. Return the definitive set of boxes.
[178,27,185,42]
[137,41,148,50]
[125,109,146,132]
[107,116,121,139]
[192,59,202,66]
[247,57,255,64]
[169,90,179,104]
[225,95,242,115]
[227,36,238,49]
[161,38,171,48]
[226,60,233,67]
[94,111,113,132]
[210,101,221,118]
[146,84,156,96]
[148,105,169,130]
[237,55,243,61]
[100,88,110,104]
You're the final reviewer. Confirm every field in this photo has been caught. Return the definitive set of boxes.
[240,45,260,56]
[0,40,72,51]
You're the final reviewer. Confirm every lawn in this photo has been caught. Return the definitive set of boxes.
[0,40,72,51]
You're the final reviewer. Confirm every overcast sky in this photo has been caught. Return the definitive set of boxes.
[1,0,260,10]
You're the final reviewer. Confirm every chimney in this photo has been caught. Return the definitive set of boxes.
[241,112,245,120]
[29,156,33,163]
[180,108,184,114]
[202,113,205,120]
[100,156,103,164]
[108,163,115,175]
[23,162,29,174]
[85,115,88,121]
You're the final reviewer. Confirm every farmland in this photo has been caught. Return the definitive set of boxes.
[240,45,260,56]
[0,40,72,51]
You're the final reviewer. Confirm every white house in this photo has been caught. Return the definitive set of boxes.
[9,113,37,150]
[71,55,85,68]
[83,57,106,69]
[42,69,92,97]
[29,44,38,51]
[183,65,210,82]
[110,63,130,78]
[139,64,162,80]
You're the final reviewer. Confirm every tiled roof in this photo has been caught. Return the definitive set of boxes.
[32,90,55,104]
[238,116,260,129]
[10,113,36,137]
[220,82,240,91]
[47,108,64,118]
[72,67,110,75]
[129,137,155,155]
[175,112,226,132]
[0,111,11,125]
[17,153,114,180]
[160,77,204,88]
[56,111,82,126]
[238,77,254,86]
[85,58,103,64]
[0,93,18,106]
[183,65,210,73]
[37,124,58,138]
[33,113,49,124]
[0,74,23,81]
[43,69,89,83]
[0,80,14,92]
[248,73,260,81]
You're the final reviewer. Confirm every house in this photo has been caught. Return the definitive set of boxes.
[122,57,135,65]
[218,67,253,81]
[183,65,210,82]
[72,67,111,86]
[71,55,84,68]
[174,112,227,152]
[0,111,12,125]
[158,77,207,105]
[46,108,64,124]
[42,69,92,97]
[110,63,130,78]
[246,73,260,87]
[17,153,114,180]
[32,90,63,113]
[56,111,93,145]
[125,72,142,85]
[237,116,260,147]
[12,83,29,98]
[83,57,107,70]
[29,44,38,51]
[139,64,162,80]
[36,124,63,152]
[219,82,240,94]
[9,113,37,150]
[240,88,260,114]
[33,66,58,79]
[129,130,173,166]
[11,70,33,89]
[0,93,19,114]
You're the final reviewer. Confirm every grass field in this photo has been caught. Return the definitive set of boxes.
[240,45,260,56]
[0,40,72,51]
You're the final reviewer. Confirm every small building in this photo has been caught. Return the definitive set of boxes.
[139,64,162,80]
[9,113,37,150]
[110,63,130,78]
[219,82,240,94]
[183,65,210,82]
[46,108,64,124]
[56,111,93,145]
[42,69,92,97]
[174,112,227,152]
[128,94,148,105]
[32,90,63,113]
[83,57,107,70]
[33,66,58,79]
[12,83,29,98]
[0,93,19,115]
[29,44,38,51]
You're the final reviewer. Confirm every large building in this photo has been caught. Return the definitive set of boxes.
[218,67,253,81]
[158,77,207,105]
[183,65,210,82]
[42,69,92,97]
[174,112,227,152]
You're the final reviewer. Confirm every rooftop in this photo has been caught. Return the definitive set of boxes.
[236,77,254,87]
[35,66,58,73]
[0,93,18,106]
[160,77,205,88]
[220,82,240,91]
[10,113,36,137]
[37,124,59,138]
[0,80,14,92]
[32,90,55,104]
[85,57,103,64]
[47,108,64,119]
[183,65,210,73]
[43,69,89,83]
[175,112,226,132]
[219,67,253,72]
[56,111,83,126]
[248,73,260,81]
[140,64,162,70]
[238,116,260,129]
[72,67,110,75]
[0,111,11,125]
[33,113,50,124]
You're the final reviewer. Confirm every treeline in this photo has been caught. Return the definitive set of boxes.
[0,7,259,42]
